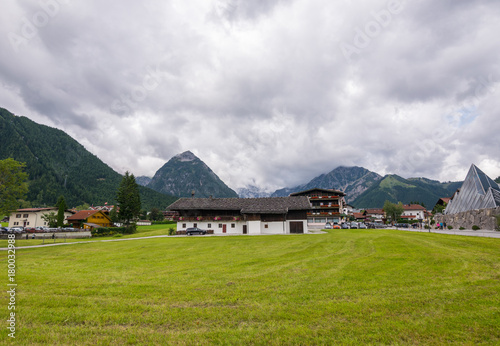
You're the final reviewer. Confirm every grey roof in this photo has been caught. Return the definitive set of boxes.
[445,164,500,214]
[168,196,312,214]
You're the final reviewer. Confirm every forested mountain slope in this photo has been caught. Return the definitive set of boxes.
[0,107,176,209]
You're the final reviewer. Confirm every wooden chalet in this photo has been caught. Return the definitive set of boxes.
[167,196,311,235]
[67,210,113,230]
[290,188,346,227]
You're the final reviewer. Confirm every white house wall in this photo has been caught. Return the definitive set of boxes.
[177,220,308,235]
[9,210,73,228]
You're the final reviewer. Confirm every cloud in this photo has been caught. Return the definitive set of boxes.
[1,0,499,191]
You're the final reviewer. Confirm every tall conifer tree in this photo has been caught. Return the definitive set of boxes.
[116,172,141,226]
[56,195,67,227]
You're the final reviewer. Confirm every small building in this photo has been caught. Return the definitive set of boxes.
[67,210,113,230]
[352,212,366,222]
[290,188,346,227]
[401,204,426,220]
[343,204,354,215]
[167,196,311,235]
[137,220,152,226]
[364,208,385,223]
[8,208,74,228]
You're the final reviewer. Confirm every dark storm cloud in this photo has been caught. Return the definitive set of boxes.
[0,0,499,190]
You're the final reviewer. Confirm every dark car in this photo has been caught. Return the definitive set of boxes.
[186,227,207,235]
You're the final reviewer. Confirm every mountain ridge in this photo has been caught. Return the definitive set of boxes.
[147,151,239,198]
[271,166,382,203]
[0,107,177,209]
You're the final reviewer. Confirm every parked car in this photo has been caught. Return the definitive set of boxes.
[25,227,43,233]
[332,224,341,229]
[0,227,9,234]
[358,223,367,229]
[341,222,350,229]
[186,227,207,235]
[9,227,24,234]
[350,222,359,229]
[324,222,333,229]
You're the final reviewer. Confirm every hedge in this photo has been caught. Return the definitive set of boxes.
[151,221,177,225]
[91,225,136,237]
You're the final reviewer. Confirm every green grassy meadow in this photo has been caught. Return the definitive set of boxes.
[2,229,500,344]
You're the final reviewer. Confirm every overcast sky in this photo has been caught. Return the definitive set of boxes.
[1,0,499,192]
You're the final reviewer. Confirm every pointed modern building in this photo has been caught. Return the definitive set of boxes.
[445,164,500,214]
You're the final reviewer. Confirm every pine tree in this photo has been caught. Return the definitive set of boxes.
[116,172,141,226]
[56,195,67,227]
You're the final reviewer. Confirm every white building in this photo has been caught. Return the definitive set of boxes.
[401,204,426,220]
[8,208,74,228]
[167,196,312,235]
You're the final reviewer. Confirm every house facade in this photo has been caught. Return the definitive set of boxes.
[364,208,385,223]
[8,208,74,228]
[167,196,311,235]
[401,204,426,220]
[67,210,113,230]
[290,188,346,227]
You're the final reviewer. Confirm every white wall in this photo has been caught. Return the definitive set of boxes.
[177,219,308,235]
[9,210,73,228]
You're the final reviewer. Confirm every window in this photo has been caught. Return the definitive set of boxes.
[219,224,222,228]
[23,214,28,218]
[264,224,268,229]
[16,214,21,218]
[207,223,211,228]
[194,223,197,227]
[182,223,186,228]
[231,223,235,228]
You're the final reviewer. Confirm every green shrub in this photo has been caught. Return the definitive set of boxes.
[472,225,480,231]
[447,225,453,230]
[91,225,136,237]
[424,225,431,229]
[167,227,176,236]
[459,227,465,230]
[152,221,177,225]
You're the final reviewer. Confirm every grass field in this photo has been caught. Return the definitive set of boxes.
[2,229,500,344]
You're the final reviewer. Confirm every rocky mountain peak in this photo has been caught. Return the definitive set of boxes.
[174,151,197,162]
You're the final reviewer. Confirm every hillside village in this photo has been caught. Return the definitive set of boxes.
[5,164,500,237]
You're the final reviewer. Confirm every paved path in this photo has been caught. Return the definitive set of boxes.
[2,228,498,251]
[394,227,500,238]
[0,231,327,251]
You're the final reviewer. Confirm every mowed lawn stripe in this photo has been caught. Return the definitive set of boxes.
[3,229,499,345]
